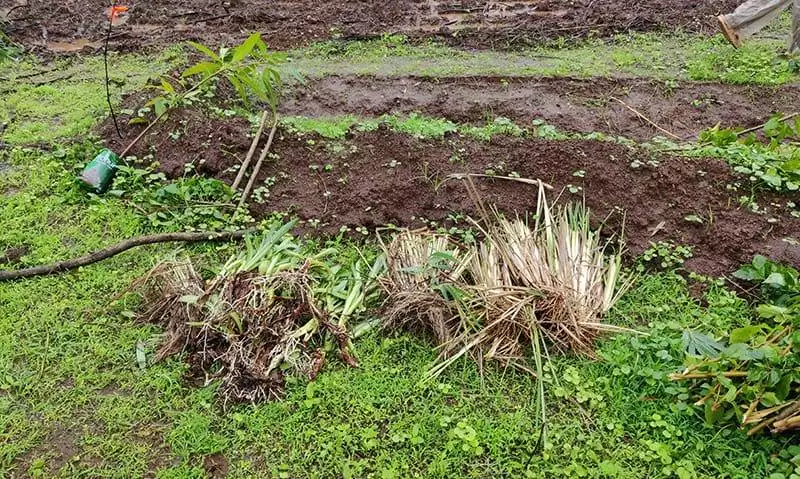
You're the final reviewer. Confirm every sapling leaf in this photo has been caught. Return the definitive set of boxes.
[181,61,219,78]
[232,32,262,63]
[187,41,219,61]
[159,77,175,93]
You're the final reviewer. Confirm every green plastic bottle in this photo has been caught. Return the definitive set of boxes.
[80,149,119,193]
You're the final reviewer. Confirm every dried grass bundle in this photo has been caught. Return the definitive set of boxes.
[380,180,631,377]
[379,229,466,345]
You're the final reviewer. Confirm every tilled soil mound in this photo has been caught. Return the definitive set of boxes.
[3,0,738,52]
[101,108,800,278]
[284,76,800,142]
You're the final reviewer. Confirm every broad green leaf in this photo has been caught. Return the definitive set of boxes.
[154,98,167,118]
[232,32,262,63]
[159,76,175,93]
[227,74,247,106]
[752,255,769,272]
[764,272,787,287]
[775,374,792,400]
[729,325,762,344]
[734,265,759,281]
[682,330,724,358]
[722,342,764,361]
[187,41,219,61]
[181,61,219,78]
[756,304,790,319]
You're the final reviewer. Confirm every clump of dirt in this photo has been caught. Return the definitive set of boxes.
[1,245,28,265]
[99,109,800,278]
[5,0,738,53]
[283,76,800,142]
[203,453,229,478]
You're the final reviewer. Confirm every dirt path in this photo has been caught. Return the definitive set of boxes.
[283,76,800,142]
[2,0,738,53]
[101,110,800,278]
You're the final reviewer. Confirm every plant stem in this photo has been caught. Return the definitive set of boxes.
[104,5,122,139]
[118,70,224,159]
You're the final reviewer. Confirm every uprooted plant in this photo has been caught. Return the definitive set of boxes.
[379,180,632,441]
[671,256,800,435]
[134,221,384,404]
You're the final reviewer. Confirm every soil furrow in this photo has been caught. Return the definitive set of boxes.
[283,76,800,142]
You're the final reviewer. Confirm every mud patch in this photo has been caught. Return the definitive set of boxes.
[101,111,800,278]
[15,423,84,476]
[4,0,738,52]
[203,453,229,478]
[283,76,800,141]
[1,245,28,264]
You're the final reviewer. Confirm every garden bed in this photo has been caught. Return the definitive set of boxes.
[100,108,800,278]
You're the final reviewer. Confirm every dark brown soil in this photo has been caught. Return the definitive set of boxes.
[2,0,739,53]
[1,245,28,264]
[100,109,800,278]
[203,453,229,478]
[284,76,800,142]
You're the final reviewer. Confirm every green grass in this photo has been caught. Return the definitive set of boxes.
[0,189,791,479]
[286,31,799,85]
[1,28,796,149]
[0,48,183,145]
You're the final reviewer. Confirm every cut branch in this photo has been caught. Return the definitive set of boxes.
[669,370,748,380]
[0,229,256,281]
[610,96,681,140]
[736,112,799,137]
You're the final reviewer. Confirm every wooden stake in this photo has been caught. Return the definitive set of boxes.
[232,110,270,190]
[238,114,278,210]
[610,96,681,141]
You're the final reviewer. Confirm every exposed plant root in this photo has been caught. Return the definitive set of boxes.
[132,223,383,405]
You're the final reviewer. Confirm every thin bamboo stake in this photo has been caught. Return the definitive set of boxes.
[232,110,270,190]
[610,96,681,140]
[238,114,279,210]
[736,112,799,137]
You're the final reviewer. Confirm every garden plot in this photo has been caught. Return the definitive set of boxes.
[3,2,800,477]
[282,76,800,142]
